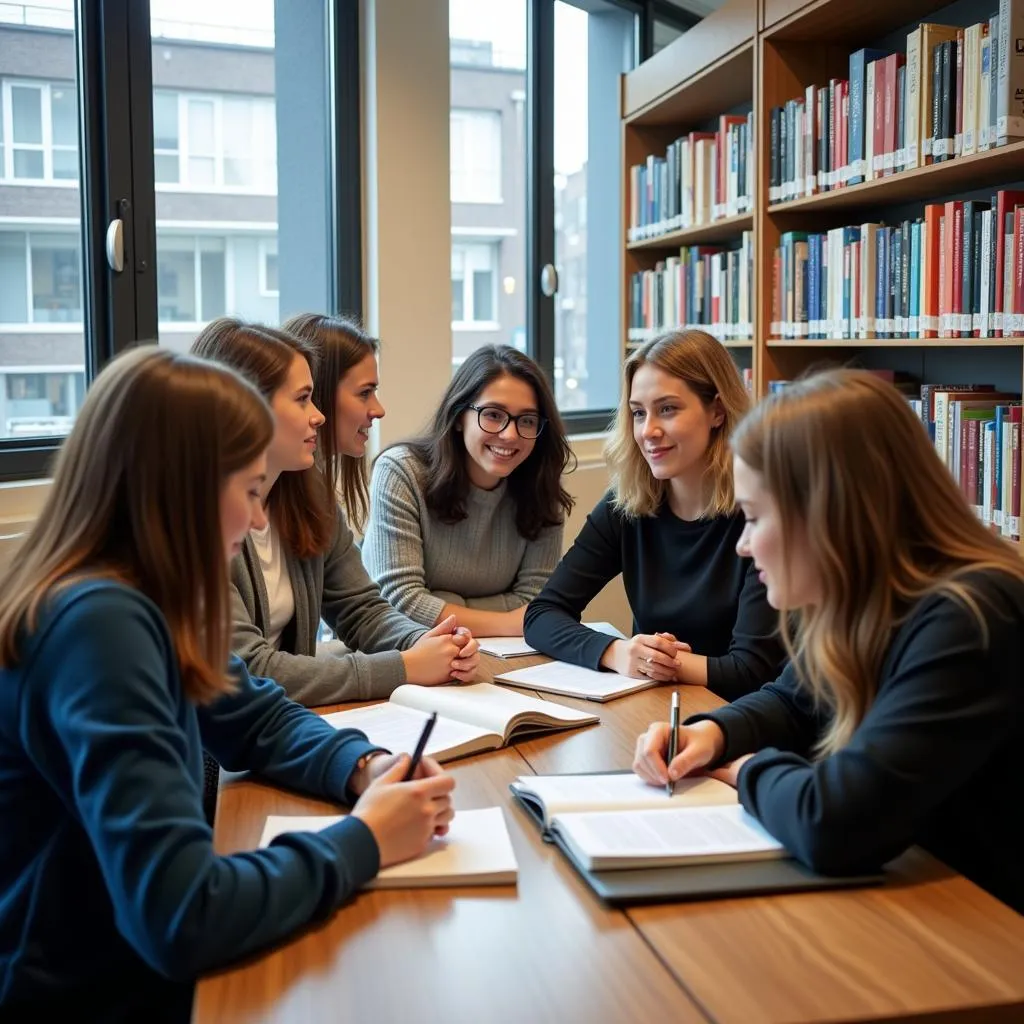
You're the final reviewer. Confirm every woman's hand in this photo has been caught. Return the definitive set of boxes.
[600,632,691,682]
[401,615,467,685]
[632,719,726,786]
[449,626,480,683]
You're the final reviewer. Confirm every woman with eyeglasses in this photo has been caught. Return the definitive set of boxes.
[524,330,785,700]
[361,344,574,637]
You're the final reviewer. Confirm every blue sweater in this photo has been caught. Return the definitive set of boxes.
[0,580,383,1013]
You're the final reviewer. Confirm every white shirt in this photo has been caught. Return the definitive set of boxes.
[249,521,295,649]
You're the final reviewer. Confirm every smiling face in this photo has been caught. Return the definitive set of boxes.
[734,455,820,610]
[220,453,269,561]
[459,372,540,490]
[265,354,324,477]
[334,352,385,458]
[629,363,724,486]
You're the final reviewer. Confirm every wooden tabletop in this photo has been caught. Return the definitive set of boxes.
[194,658,1024,1023]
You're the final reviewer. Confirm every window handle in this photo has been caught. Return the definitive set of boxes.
[540,263,558,297]
[106,219,124,273]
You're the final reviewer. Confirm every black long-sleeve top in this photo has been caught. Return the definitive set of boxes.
[523,491,785,701]
[690,568,1024,914]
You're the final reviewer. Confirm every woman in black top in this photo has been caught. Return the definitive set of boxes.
[634,369,1024,913]
[524,329,784,701]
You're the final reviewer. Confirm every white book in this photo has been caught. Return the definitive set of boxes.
[495,659,654,702]
[323,682,597,762]
[477,621,625,659]
[551,804,786,872]
[510,771,738,829]
[260,807,518,887]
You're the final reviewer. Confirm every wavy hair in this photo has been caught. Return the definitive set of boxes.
[732,368,1024,756]
[0,346,273,703]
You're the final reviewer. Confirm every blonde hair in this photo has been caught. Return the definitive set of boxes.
[605,329,750,517]
[0,346,273,704]
[732,368,1024,756]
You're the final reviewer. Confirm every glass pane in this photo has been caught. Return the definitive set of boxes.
[157,238,198,322]
[449,0,526,366]
[554,0,635,412]
[0,24,86,441]
[187,99,216,157]
[653,19,685,55]
[153,91,179,150]
[154,153,179,183]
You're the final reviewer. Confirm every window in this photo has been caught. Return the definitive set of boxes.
[450,108,502,203]
[259,239,279,297]
[153,90,179,182]
[0,230,83,325]
[0,80,78,182]
[451,243,498,327]
[157,235,227,324]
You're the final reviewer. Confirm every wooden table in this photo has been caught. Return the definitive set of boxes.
[195,659,1024,1024]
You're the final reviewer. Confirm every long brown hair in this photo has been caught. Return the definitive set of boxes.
[605,329,750,518]
[392,345,574,540]
[0,346,273,704]
[283,312,379,533]
[732,368,1024,756]
[191,317,334,558]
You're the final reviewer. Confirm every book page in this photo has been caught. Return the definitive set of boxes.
[391,682,597,737]
[495,660,650,701]
[476,637,537,658]
[260,807,518,887]
[553,804,785,869]
[321,702,495,761]
[513,772,737,824]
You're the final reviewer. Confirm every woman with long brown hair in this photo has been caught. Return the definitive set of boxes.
[362,343,575,637]
[0,346,455,1018]
[524,330,784,699]
[634,368,1024,913]
[192,318,479,707]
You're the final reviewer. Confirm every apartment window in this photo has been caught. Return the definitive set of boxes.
[452,243,498,327]
[450,108,502,203]
[0,231,82,324]
[157,235,227,324]
[0,80,78,182]
[259,239,279,297]
[153,90,180,183]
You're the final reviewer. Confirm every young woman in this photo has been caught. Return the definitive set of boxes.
[633,368,1024,914]
[362,344,574,636]
[191,318,479,707]
[0,347,455,1018]
[524,330,784,701]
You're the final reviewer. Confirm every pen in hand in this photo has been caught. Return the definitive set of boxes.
[402,711,438,781]
[666,691,680,797]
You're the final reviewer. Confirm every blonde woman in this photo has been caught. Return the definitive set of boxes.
[634,368,1024,913]
[524,329,784,700]
[0,348,454,1018]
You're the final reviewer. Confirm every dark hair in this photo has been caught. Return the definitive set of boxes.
[191,317,334,559]
[283,312,379,532]
[394,345,574,540]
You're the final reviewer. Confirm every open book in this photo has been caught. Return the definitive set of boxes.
[260,807,518,887]
[495,660,654,702]
[322,682,598,763]
[478,621,626,659]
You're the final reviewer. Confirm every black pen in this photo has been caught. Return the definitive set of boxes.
[666,691,680,797]
[402,711,438,781]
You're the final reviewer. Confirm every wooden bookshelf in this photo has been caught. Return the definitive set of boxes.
[620,0,1024,544]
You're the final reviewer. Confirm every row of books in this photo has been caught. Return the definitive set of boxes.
[768,190,1024,339]
[768,375,1021,540]
[627,114,754,242]
[768,9,1024,204]
[627,233,754,344]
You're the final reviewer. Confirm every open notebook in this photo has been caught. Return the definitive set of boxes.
[322,682,598,762]
[477,621,626,659]
[495,660,654,702]
[260,807,518,887]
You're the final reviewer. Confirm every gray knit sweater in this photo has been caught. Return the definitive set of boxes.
[230,504,427,706]
[361,445,563,627]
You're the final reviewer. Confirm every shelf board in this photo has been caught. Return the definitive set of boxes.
[628,337,753,349]
[768,141,1024,216]
[765,0,975,44]
[626,213,754,251]
[766,338,1024,349]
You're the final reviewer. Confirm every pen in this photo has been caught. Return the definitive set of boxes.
[666,691,680,797]
[402,711,438,781]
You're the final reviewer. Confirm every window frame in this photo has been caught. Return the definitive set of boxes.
[0,78,79,186]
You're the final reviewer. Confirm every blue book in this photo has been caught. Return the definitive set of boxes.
[848,48,889,186]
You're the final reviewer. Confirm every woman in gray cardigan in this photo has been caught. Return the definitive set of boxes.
[191,317,479,707]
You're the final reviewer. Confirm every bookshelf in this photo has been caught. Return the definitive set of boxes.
[620,0,1023,543]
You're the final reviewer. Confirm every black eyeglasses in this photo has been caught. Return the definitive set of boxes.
[467,404,547,439]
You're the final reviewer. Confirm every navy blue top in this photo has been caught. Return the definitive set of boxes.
[524,492,785,700]
[691,569,1024,913]
[0,580,383,1012]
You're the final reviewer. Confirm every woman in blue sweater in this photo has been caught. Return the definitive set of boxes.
[0,347,454,1019]
[524,329,785,700]
[634,369,1024,913]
